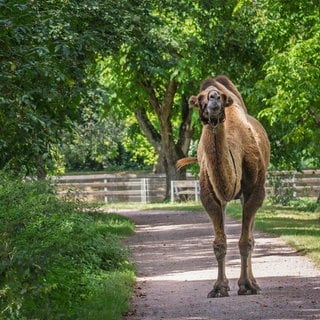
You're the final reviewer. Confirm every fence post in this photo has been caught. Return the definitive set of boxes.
[171,181,175,202]
[104,178,108,203]
[292,172,296,198]
[141,178,148,204]
[195,180,199,201]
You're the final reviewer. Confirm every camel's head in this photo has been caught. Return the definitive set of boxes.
[189,86,233,125]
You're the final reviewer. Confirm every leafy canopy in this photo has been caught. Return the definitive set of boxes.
[0,0,149,176]
[239,0,320,168]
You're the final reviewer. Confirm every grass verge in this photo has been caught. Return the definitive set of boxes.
[0,173,135,320]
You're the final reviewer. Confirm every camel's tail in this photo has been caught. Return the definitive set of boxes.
[176,157,198,171]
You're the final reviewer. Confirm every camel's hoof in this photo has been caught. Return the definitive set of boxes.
[238,284,261,296]
[207,286,230,298]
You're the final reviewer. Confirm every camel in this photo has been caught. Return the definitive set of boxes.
[178,75,270,298]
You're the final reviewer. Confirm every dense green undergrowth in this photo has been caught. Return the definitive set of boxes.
[0,173,135,320]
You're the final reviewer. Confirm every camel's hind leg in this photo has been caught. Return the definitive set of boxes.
[238,187,265,295]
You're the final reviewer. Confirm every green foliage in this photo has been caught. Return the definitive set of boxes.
[239,0,320,169]
[98,0,263,176]
[0,173,135,319]
[268,173,296,206]
[1,0,320,174]
[0,0,149,176]
[59,107,148,172]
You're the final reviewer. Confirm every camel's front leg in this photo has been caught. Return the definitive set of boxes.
[207,232,229,298]
[207,205,230,298]
[238,236,260,295]
[238,191,263,295]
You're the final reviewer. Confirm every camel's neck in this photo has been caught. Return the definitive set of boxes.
[199,124,239,202]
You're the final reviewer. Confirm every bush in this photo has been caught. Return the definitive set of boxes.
[0,173,135,319]
[268,172,296,205]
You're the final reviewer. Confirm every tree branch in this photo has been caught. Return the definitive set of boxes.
[177,94,194,156]
[134,107,161,152]
[140,78,162,117]
[162,79,178,121]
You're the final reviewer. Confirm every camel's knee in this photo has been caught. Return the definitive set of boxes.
[213,238,227,260]
[239,238,254,257]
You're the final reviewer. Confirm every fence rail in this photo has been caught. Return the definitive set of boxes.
[53,173,166,203]
[170,180,200,202]
[53,169,320,203]
[266,169,320,199]
[171,170,320,202]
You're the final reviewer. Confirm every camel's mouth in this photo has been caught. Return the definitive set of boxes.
[208,112,225,126]
[201,108,225,129]
[208,107,223,119]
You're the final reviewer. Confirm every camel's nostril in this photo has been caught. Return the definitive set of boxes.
[209,91,220,100]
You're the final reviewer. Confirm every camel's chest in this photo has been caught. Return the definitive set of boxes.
[198,144,242,203]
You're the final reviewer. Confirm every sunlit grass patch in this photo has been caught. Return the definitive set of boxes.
[102,201,203,212]
[81,269,135,320]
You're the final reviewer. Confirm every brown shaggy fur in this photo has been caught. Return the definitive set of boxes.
[184,75,270,297]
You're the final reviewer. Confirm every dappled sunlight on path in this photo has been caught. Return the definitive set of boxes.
[123,209,320,320]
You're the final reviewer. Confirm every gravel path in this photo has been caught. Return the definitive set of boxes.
[123,209,320,320]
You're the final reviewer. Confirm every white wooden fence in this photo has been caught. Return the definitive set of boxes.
[170,180,200,202]
[171,169,320,202]
[52,170,320,203]
[53,173,166,203]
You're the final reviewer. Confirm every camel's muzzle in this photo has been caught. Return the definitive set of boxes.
[205,90,224,120]
[204,100,223,122]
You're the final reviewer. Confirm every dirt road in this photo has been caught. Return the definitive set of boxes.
[123,209,320,320]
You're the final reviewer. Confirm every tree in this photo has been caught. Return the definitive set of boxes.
[99,5,193,198]
[99,0,262,199]
[238,0,320,169]
[60,107,149,172]
[0,0,149,177]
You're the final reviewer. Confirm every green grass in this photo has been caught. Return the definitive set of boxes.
[0,173,135,320]
[102,200,204,212]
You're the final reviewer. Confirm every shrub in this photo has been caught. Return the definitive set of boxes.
[268,172,296,205]
[0,173,135,319]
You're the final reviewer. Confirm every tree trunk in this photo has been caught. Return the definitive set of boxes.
[177,95,194,155]
[36,157,47,179]
[136,79,194,200]
[156,80,189,200]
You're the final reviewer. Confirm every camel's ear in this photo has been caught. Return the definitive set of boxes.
[189,95,198,108]
[223,94,233,107]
